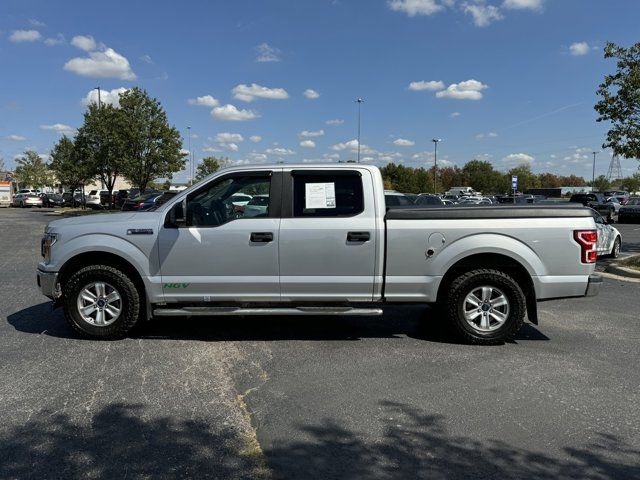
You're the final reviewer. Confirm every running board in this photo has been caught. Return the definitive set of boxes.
[153,306,383,317]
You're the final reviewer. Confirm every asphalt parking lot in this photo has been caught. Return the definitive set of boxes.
[0,208,639,479]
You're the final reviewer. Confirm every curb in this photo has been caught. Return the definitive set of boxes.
[605,253,640,279]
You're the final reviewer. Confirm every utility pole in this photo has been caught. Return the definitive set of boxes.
[432,138,441,194]
[592,151,598,191]
[94,86,102,107]
[355,98,364,163]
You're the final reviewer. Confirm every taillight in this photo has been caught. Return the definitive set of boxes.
[574,230,597,263]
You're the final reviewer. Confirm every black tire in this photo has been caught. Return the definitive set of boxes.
[609,237,621,259]
[446,269,526,345]
[62,264,141,339]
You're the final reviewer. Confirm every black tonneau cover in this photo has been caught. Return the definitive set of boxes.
[385,204,593,220]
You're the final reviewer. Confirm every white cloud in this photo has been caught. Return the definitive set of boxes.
[44,33,65,46]
[475,132,498,139]
[299,129,325,138]
[40,124,75,135]
[304,89,320,99]
[436,79,488,100]
[503,0,543,10]
[64,47,136,80]
[188,95,220,107]
[331,139,376,154]
[255,43,281,62]
[29,19,46,27]
[387,0,447,16]
[9,30,42,42]
[5,135,26,141]
[326,119,344,125]
[180,148,190,156]
[569,42,590,56]
[463,2,504,27]
[71,35,97,51]
[265,147,295,156]
[82,87,128,107]
[248,152,268,161]
[393,138,415,146]
[232,83,289,102]
[221,143,239,152]
[141,54,153,64]
[249,135,262,143]
[300,140,316,148]
[211,104,260,121]
[450,111,461,118]
[214,132,244,143]
[408,80,445,91]
[202,146,222,153]
[503,153,534,165]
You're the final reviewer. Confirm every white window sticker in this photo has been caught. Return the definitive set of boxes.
[305,182,336,209]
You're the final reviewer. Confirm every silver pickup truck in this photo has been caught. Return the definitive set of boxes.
[37,164,601,344]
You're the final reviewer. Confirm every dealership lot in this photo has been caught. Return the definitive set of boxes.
[0,208,639,479]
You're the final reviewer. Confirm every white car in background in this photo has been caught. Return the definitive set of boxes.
[230,193,253,206]
[86,190,109,209]
[591,209,621,258]
[243,194,270,217]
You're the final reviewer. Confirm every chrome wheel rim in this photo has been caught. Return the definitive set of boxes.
[463,285,510,332]
[76,282,122,326]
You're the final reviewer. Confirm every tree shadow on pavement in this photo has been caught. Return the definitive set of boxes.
[7,303,548,345]
[265,400,640,480]
[0,403,266,480]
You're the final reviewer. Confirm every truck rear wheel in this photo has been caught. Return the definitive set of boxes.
[447,269,526,345]
[62,265,141,339]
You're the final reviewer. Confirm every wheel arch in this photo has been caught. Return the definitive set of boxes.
[437,252,538,324]
[58,251,146,300]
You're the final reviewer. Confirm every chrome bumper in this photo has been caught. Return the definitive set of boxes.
[37,269,60,299]
[585,273,602,297]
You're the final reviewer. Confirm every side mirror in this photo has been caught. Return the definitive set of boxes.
[166,198,187,228]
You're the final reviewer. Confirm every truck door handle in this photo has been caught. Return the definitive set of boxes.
[250,232,274,243]
[347,231,370,242]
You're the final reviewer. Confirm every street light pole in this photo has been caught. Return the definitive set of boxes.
[432,138,441,194]
[592,151,598,191]
[355,98,364,163]
[187,126,192,185]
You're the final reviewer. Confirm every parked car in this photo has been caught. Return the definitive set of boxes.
[606,197,622,216]
[384,191,414,207]
[442,194,460,203]
[138,191,177,211]
[40,193,64,208]
[115,189,140,209]
[86,190,111,209]
[604,190,630,205]
[618,197,640,223]
[121,192,160,211]
[13,193,43,208]
[229,193,253,207]
[38,164,601,345]
[61,192,85,208]
[569,193,616,222]
[414,194,444,206]
[590,209,621,258]
[241,194,270,217]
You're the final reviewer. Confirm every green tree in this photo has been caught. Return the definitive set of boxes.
[75,103,125,203]
[49,135,93,193]
[14,150,51,189]
[621,173,640,193]
[462,160,504,194]
[195,156,229,181]
[591,175,611,192]
[594,42,640,164]
[537,173,562,188]
[118,88,186,193]
[507,164,539,193]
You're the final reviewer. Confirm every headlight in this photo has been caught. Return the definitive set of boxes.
[41,233,58,262]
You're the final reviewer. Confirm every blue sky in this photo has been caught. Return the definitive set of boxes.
[1,0,639,182]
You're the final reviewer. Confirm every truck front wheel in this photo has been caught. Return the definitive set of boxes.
[62,265,141,339]
[447,269,526,345]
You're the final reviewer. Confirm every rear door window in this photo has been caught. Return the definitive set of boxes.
[293,172,364,217]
